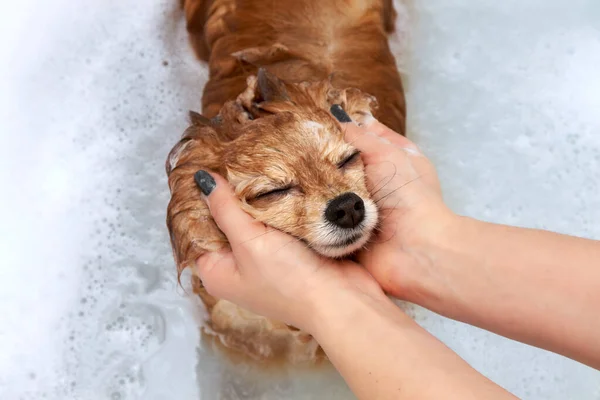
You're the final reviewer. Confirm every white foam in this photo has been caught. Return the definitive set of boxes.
[0,0,598,399]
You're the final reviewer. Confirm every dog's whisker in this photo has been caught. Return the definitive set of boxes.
[238,221,299,245]
[239,227,280,245]
[374,175,422,206]
[370,163,399,197]
[369,176,395,197]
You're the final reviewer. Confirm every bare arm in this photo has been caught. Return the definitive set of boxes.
[308,288,515,400]
[414,216,600,369]
[345,118,600,370]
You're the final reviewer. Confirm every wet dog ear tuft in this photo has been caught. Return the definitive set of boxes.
[256,68,290,103]
[189,110,224,128]
[189,110,212,126]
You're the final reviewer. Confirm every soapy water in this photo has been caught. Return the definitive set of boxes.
[0,0,599,399]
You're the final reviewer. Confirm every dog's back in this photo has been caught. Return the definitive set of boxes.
[182,0,406,133]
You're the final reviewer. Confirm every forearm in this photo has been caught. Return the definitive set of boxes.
[416,216,600,369]
[308,289,515,400]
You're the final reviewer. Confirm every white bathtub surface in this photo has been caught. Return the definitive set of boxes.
[0,0,599,399]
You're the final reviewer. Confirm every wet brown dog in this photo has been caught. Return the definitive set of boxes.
[166,0,406,363]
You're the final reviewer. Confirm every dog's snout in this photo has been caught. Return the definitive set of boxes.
[325,192,365,229]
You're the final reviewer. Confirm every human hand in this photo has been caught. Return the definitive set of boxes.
[193,170,387,332]
[342,118,457,303]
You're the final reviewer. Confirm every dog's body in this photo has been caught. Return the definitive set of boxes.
[184,0,406,133]
[166,0,407,363]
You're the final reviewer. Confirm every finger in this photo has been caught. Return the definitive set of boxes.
[343,122,391,154]
[330,105,381,152]
[362,119,420,151]
[330,103,421,153]
[194,170,266,246]
[196,250,243,299]
[342,122,420,157]
[344,120,436,186]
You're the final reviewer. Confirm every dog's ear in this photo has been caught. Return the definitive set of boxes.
[256,68,290,103]
[165,125,229,282]
[166,124,225,175]
[233,70,294,117]
[189,110,212,126]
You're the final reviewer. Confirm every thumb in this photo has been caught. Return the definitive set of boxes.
[194,170,266,247]
[357,250,407,299]
[343,122,390,154]
[359,119,421,151]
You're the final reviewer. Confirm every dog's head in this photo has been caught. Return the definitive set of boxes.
[166,69,379,273]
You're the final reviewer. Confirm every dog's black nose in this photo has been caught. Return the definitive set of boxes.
[325,192,365,229]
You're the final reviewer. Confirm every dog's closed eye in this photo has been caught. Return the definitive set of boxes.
[254,185,293,200]
[337,151,361,169]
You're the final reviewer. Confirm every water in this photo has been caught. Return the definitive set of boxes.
[0,0,599,399]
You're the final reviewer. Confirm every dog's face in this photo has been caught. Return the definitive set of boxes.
[224,110,378,257]
[166,70,381,272]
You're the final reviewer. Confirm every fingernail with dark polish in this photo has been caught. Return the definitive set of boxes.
[194,170,216,196]
[330,104,352,123]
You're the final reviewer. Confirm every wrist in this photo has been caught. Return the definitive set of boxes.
[399,210,476,310]
[303,284,408,340]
